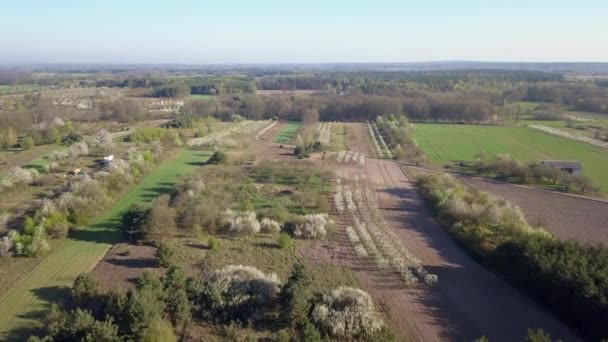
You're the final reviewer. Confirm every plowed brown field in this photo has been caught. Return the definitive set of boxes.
[458,176,608,244]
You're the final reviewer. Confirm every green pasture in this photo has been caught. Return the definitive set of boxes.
[412,124,608,192]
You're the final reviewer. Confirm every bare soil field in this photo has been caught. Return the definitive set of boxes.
[349,159,578,341]
[90,243,159,292]
[250,121,299,161]
[344,121,372,156]
[458,176,608,244]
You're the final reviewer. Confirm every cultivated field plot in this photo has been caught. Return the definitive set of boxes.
[458,176,608,244]
[0,144,63,172]
[0,149,211,340]
[356,159,577,341]
[272,121,300,144]
[413,124,608,192]
[367,120,393,159]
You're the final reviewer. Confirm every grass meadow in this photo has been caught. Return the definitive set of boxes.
[0,148,211,340]
[413,124,608,192]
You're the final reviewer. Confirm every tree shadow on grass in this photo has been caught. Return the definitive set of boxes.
[106,257,157,268]
[185,242,210,250]
[3,286,71,341]
[253,241,280,249]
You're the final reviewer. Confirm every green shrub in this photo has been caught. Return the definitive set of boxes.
[280,264,311,327]
[21,136,34,150]
[121,204,151,242]
[277,233,292,249]
[139,317,177,342]
[208,236,219,251]
[155,242,176,268]
[207,150,226,165]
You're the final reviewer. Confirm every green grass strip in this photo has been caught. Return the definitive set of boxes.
[0,148,211,340]
[273,121,300,144]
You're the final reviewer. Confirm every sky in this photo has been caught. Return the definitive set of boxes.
[1,0,607,64]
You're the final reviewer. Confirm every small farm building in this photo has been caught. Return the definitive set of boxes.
[541,160,582,176]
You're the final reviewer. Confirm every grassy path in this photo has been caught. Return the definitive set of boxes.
[272,121,300,144]
[0,148,210,340]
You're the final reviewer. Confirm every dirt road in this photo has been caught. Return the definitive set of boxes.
[356,159,579,341]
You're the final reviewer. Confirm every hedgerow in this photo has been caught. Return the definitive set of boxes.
[416,173,608,340]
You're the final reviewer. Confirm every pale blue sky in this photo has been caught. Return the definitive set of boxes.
[1,0,607,64]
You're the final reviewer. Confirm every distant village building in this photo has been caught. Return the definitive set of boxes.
[541,160,582,176]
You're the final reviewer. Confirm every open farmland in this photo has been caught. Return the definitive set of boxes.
[324,126,577,341]
[413,124,608,192]
[0,148,211,340]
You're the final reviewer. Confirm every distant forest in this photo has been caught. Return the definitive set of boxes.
[1,65,608,127]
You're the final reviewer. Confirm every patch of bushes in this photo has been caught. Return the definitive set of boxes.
[417,173,608,340]
[473,153,599,195]
[311,286,387,339]
[286,213,332,239]
[294,141,323,159]
[187,265,281,323]
[277,232,292,249]
[171,162,330,236]
[30,269,187,341]
[207,150,226,165]
[121,203,151,242]
[0,166,39,193]
[128,127,181,147]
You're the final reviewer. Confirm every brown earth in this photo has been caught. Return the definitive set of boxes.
[458,176,608,244]
[90,243,160,292]
[357,159,579,341]
[344,122,372,156]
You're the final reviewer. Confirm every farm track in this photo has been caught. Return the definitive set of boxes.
[457,176,608,244]
[358,159,579,341]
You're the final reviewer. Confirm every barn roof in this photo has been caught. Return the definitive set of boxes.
[541,160,582,169]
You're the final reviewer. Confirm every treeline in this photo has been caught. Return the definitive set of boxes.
[253,70,562,93]
[179,92,498,124]
[417,174,608,340]
[95,77,257,97]
[506,82,608,114]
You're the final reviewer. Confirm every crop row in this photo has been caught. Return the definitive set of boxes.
[335,179,437,287]
[188,120,271,147]
[336,150,365,166]
[317,122,332,144]
[367,121,393,159]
